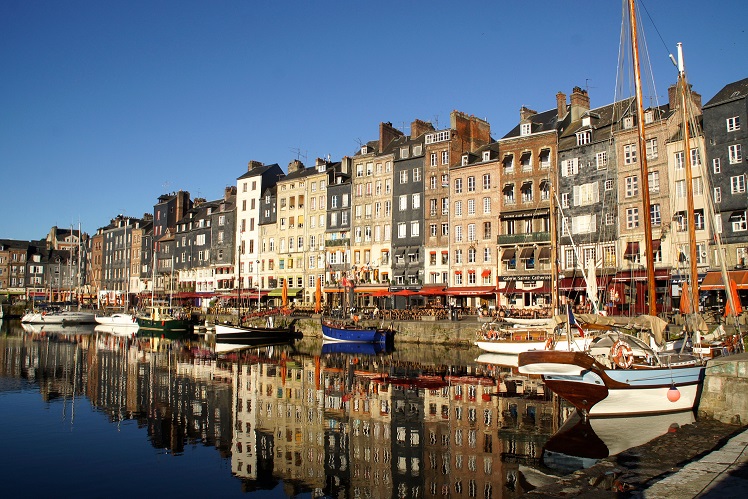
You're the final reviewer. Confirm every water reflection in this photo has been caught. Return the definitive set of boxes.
[1,319,615,497]
[542,410,696,474]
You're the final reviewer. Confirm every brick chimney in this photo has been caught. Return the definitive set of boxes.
[451,111,491,153]
[520,106,537,122]
[669,83,703,114]
[247,160,264,171]
[570,87,590,122]
[556,91,568,120]
[379,122,403,153]
[287,159,304,173]
[410,119,434,138]
[341,156,352,175]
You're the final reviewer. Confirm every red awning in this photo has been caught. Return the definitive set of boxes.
[613,269,670,282]
[624,241,640,257]
[481,269,492,277]
[497,281,516,294]
[700,270,748,291]
[559,276,612,291]
[219,290,268,299]
[354,287,389,294]
[445,286,496,296]
[418,285,447,296]
[173,292,217,299]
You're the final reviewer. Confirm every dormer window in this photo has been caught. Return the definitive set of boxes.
[360,145,369,154]
[582,116,591,127]
[520,123,532,136]
[623,116,634,129]
[644,109,654,124]
[576,130,592,146]
[400,146,409,159]
[461,154,469,166]
[413,144,422,156]
[482,151,490,162]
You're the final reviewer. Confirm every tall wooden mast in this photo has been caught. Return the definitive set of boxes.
[628,0,657,315]
[675,43,700,315]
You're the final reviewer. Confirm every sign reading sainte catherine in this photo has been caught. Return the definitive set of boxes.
[499,275,551,282]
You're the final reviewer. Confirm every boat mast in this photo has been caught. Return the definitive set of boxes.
[150,242,156,318]
[238,235,242,324]
[549,153,559,315]
[628,0,657,315]
[675,43,700,315]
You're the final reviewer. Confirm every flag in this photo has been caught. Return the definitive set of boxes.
[568,307,585,336]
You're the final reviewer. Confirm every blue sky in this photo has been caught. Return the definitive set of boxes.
[2,0,746,241]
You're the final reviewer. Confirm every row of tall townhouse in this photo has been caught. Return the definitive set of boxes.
[1,226,89,302]
[223,81,745,314]
[3,78,746,314]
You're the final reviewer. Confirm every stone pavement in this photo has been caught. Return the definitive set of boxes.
[526,419,746,498]
[640,427,748,498]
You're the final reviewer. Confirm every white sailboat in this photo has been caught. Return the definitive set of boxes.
[519,0,707,418]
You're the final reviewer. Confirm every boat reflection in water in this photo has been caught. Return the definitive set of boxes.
[1,319,701,498]
[542,410,697,474]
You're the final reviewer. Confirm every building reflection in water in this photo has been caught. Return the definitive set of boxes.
[0,326,570,497]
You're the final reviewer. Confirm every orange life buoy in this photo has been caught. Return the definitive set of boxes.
[544,337,555,350]
[610,340,634,369]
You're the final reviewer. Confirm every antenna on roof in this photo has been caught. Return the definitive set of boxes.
[289,147,307,161]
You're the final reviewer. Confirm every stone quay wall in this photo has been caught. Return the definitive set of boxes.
[698,352,748,425]
[216,313,484,346]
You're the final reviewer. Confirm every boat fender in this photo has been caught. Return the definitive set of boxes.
[544,337,555,350]
[610,340,634,369]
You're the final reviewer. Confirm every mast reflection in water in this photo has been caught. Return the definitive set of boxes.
[1,319,573,497]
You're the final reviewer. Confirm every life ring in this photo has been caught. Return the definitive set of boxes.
[544,337,555,350]
[610,340,634,369]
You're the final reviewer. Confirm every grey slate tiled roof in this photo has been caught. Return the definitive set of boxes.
[501,108,558,139]
[703,77,748,108]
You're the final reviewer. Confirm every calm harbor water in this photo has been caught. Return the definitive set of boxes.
[0,319,694,497]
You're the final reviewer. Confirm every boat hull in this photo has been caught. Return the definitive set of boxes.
[95,313,138,327]
[214,322,301,343]
[518,350,704,416]
[475,336,591,355]
[22,311,96,325]
[321,321,383,343]
[136,317,191,338]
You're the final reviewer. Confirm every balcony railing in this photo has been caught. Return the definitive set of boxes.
[497,231,551,245]
[326,238,351,247]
